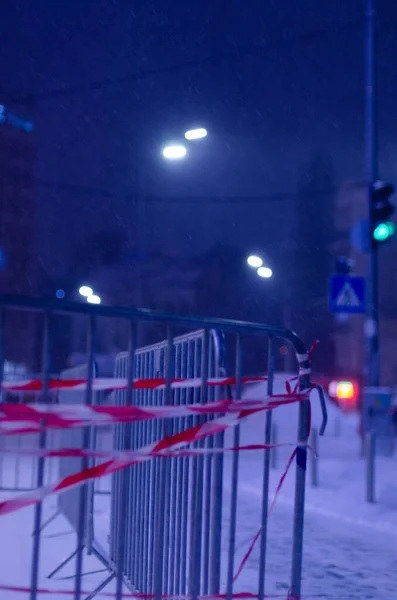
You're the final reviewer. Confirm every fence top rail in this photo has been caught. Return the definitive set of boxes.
[0,294,307,354]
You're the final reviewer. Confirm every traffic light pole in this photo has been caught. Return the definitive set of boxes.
[366,0,380,386]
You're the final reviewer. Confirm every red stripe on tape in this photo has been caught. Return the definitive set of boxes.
[0,406,258,515]
[0,393,309,431]
[233,448,298,582]
[0,442,308,461]
[0,392,314,518]
[1,376,268,393]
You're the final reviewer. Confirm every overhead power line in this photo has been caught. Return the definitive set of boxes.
[14,20,363,102]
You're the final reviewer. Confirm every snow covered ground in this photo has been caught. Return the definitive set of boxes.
[0,382,396,599]
[222,382,397,598]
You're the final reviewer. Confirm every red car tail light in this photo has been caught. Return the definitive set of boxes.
[328,380,358,410]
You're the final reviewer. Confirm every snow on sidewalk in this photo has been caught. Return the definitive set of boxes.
[0,499,119,600]
[223,445,397,599]
[0,379,396,599]
[221,381,397,599]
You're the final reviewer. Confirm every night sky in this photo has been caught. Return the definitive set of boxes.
[2,0,397,277]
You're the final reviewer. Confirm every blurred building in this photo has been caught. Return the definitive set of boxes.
[0,93,38,368]
[332,181,397,385]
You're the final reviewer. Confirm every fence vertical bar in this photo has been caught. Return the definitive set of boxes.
[271,423,278,470]
[179,340,191,595]
[154,326,174,600]
[366,432,376,503]
[74,315,96,600]
[173,342,183,595]
[258,336,275,600]
[131,352,139,587]
[290,350,311,599]
[115,320,137,600]
[30,311,52,600]
[137,352,146,592]
[142,349,151,592]
[209,337,224,596]
[147,352,159,593]
[310,428,318,487]
[188,339,200,594]
[226,333,243,600]
[202,334,214,596]
[190,329,209,600]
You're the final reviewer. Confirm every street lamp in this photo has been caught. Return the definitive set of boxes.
[184,127,208,141]
[162,144,187,160]
[87,294,101,305]
[79,285,93,297]
[246,254,273,279]
[257,266,273,279]
[247,255,263,268]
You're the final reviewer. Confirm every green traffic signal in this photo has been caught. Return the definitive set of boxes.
[373,221,396,242]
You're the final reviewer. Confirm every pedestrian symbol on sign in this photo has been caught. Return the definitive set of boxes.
[329,275,366,314]
[335,283,361,308]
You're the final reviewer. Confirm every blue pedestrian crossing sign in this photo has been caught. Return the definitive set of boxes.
[329,275,366,314]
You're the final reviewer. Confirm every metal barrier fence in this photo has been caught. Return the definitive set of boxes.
[109,329,224,598]
[0,295,326,600]
[0,386,59,492]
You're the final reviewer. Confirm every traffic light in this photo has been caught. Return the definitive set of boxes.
[372,181,395,246]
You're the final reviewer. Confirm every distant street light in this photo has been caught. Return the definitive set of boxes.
[257,266,273,279]
[87,294,101,305]
[79,285,93,297]
[162,144,187,160]
[247,255,263,268]
[184,127,208,141]
[246,254,273,279]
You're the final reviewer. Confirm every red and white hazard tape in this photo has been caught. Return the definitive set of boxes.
[0,441,312,461]
[1,375,268,393]
[233,449,298,582]
[0,396,303,515]
[0,393,308,431]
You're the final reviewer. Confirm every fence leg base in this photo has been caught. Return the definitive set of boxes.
[47,548,79,579]
[35,509,61,536]
[50,568,109,581]
[84,572,115,600]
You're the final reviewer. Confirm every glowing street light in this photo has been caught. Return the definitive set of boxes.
[162,144,187,160]
[79,285,93,297]
[247,255,263,268]
[257,266,273,279]
[87,294,101,305]
[184,128,208,141]
[247,254,273,279]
